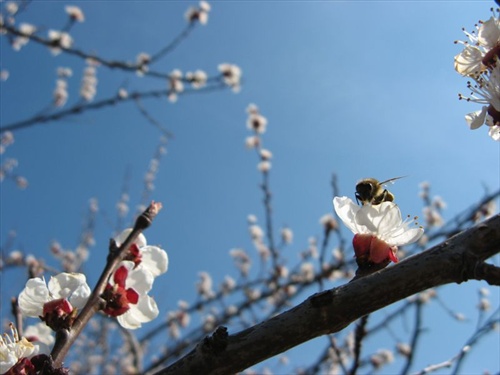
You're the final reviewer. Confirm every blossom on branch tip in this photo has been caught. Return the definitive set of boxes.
[102,261,159,329]
[185,1,211,25]
[333,196,423,266]
[114,228,168,277]
[65,6,85,23]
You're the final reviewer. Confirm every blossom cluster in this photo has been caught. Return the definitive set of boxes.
[80,59,98,102]
[2,230,168,373]
[245,104,272,172]
[455,9,500,141]
[0,131,28,189]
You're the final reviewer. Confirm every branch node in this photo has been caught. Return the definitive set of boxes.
[201,326,229,355]
[310,290,335,308]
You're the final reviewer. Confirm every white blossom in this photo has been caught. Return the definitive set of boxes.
[106,261,159,330]
[80,60,98,102]
[18,273,91,318]
[333,196,423,264]
[281,227,293,244]
[47,30,73,55]
[12,23,36,51]
[218,63,242,92]
[0,324,37,374]
[186,70,207,88]
[65,5,85,22]
[456,11,500,140]
[185,1,211,25]
[114,228,168,277]
[168,69,184,102]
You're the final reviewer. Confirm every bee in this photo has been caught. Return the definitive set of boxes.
[355,176,406,206]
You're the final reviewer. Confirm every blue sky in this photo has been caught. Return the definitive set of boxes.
[1,1,499,374]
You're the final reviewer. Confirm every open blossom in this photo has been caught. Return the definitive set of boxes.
[65,5,85,22]
[18,273,90,319]
[186,70,207,89]
[456,11,500,141]
[196,271,214,298]
[114,228,168,277]
[102,261,159,329]
[246,107,267,134]
[48,30,73,55]
[168,69,184,102]
[135,52,151,76]
[333,197,423,265]
[219,63,242,92]
[12,23,36,51]
[455,13,500,77]
[0,324,38,375]
[185,1,211,25]
[281,227,293,244]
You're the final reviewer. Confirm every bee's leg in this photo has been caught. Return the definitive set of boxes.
[382,189,394,202]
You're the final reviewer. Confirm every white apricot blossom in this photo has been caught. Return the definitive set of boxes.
[456,10,500,141]
[114,228,169,277]
[333,197,423,264]
[0,324,37,374]
[102,261,159,330]
[18,273,91,318]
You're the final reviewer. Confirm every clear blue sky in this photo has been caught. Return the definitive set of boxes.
[1,1,499,374]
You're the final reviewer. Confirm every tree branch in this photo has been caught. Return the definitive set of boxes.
[157,214,500,375]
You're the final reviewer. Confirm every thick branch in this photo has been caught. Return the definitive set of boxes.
[158,214,500,375]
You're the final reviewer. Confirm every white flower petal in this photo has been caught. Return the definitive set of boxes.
[373,203,402,233]
[48,273,90,309]
[0,348,18,373]
[488,125,500,141]
[23,323,54,347]
[114,228,147,248]
[477,17,500,50]
[333,196,363,234]
[454,45,484,76]
[117,296,158,329]
[131,295,159,322]
[126,266,154,294]
[18,278,49,317]
[456,58,479,75]
[465,107,487,130]
[141,246,169,277]
[386,227,424,246]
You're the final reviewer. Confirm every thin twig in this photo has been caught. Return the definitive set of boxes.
[400,301,423,375]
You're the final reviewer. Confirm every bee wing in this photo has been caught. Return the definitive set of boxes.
[379,176,407,186]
